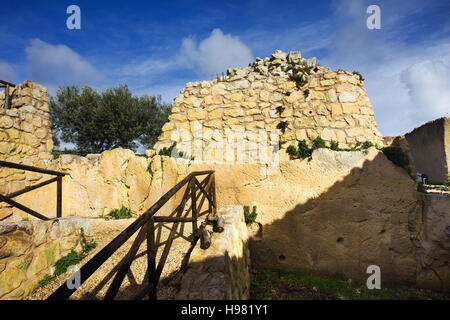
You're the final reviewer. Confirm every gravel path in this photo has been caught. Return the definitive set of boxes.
[26,217,196,300]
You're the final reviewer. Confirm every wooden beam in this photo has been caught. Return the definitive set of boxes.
[4,177,58,199]
[155,181,192,282]
[194,178,216,208]
[153,216,194,223]
[146,219,157,300]
[47,170,215,300]
[0,160,66,176]
[0,194,49,220]
[0,80,16,87]
[191,181,198,242]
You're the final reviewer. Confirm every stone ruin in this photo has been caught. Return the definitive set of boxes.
[153,49,384,161]
[0,50,449,298]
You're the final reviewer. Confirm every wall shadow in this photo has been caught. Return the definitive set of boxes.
[248,152,426,287]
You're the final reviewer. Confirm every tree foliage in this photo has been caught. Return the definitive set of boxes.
[50,84,171,155]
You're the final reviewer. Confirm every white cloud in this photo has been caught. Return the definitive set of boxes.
[177,29,253,75]
[400,60,450,122]
[25,39,102,91]
[319,0,450,136]
[0,61,18,82]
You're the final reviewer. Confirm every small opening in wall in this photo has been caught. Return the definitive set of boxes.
[380,229,386,234]
[309,111,313,114]
[336,237,344,243]
[278,254,286,261]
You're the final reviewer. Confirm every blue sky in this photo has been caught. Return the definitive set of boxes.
[1,0,449,139]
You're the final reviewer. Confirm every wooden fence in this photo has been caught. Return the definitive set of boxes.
[47,170,217,300]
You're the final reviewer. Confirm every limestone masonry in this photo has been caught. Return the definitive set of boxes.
[0,81,53,220]
[0,217,91,299]
[154,49,384,159]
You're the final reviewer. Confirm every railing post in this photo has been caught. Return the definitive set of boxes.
[56,175,62,218]
[212,173,217,216]
[147,218,157,300]
[5,84,10,109]
[208,175,213,217]
[191,178,198,243]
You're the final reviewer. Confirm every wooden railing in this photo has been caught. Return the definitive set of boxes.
[47,170,218,300]
[0,80,16,109]
[0,160,66,220]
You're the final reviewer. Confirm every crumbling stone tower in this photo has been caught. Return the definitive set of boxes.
[153,49,383,160]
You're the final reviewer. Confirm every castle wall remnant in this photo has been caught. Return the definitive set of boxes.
[405,117,449,184]
[153,50,383,161]
[0,81,53,220]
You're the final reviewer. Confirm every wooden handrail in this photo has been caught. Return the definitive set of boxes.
[0,160,66,219]
[47,170,217,300]
[0,160,66,176]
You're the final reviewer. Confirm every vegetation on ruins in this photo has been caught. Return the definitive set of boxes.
[276,121,289,133]
[244,205,258,225]
[417,182,426,193]
[251,268,450,300]
[51,148,79,159]
[352,71,365,81]
[49,84,171,155]
[36,228,97,289]
[286,136,377,160]
[107,206,134,220]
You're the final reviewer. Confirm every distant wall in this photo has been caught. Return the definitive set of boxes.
[405,117,449,184]
[413,194,450,291]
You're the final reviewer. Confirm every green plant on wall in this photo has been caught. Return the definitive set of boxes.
[275,106,285,116]
[286,137,377,160]
[35,229,97,290]
[330,140,340,151]
[417,182,426,193]
[244,206,258,225]
[277,121,289,133]
[107,206,133,220]
[157,142,194,160]
[352,71,365,81]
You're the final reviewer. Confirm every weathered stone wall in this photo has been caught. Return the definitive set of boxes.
[0,81,53,220]
[0,217,91,299]
[176,205,250,299]
[153,49,383,161]
[413,194,450,291]
[2,149,184,221]
[405,117,449,184]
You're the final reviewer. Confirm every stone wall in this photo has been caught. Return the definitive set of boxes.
[153,49,384,162]
[0,217,91,299]
[176,205,250,299]
[1,149,184,221]
[413,194,450,291]
[0,80,53,220]
[405,117,449,184]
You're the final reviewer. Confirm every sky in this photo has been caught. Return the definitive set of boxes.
[0,0,449,139]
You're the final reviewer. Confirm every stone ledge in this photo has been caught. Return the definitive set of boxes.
[175,205,250,300]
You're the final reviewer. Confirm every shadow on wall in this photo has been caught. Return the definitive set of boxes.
[248,152,449,292]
